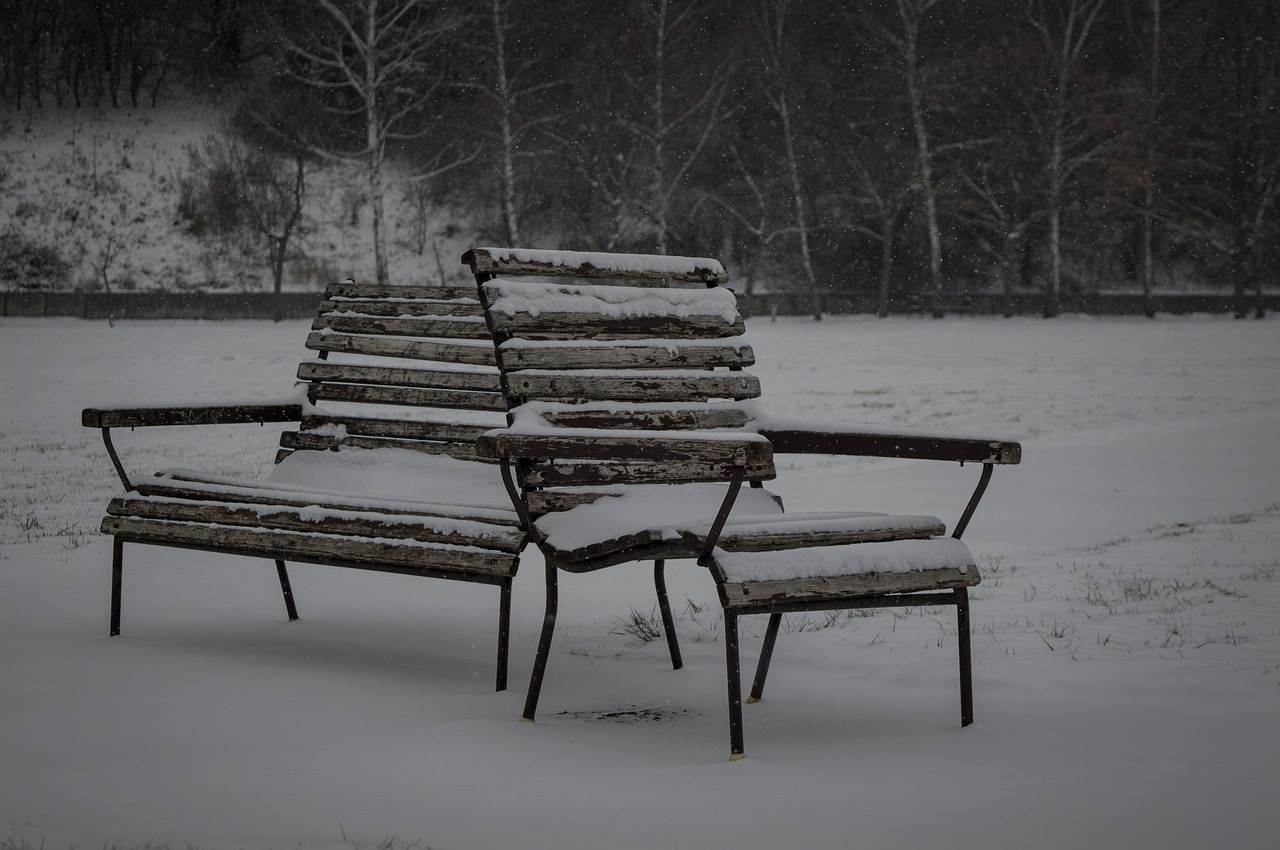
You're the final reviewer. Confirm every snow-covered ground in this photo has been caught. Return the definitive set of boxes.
[1,314,1277,849]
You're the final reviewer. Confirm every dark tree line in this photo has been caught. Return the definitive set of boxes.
[4,0,1278,316]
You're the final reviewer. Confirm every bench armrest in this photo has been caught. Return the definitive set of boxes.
[478,427,773,467]
[82,402,304,429]
[758,426,1021,465]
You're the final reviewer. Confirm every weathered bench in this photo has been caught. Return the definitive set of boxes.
[83,278,525,689]
[463,246,1021,758]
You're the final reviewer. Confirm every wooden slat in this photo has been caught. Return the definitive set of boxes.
[102,516,518,576]
[309,383,509,412]
[546,528,674,565]
[107,497,524,552]
[523,490,613,516]
[494,432,771,465]
[538,406,750,430]
[497,342,754,371]
[297,361,501,393]
[718,566,980,610]
[463,247,727,284]
[319,299,482,318]
[520,459,775,488]
[324,282,477,301]
[683,521,946,553]
[312,315,490,340]
[280,431,488,461]
[134,479,521,526]
[299,415,490,443]
[504,371,759,403]
[486,311,744,340]
[305,332,496,366]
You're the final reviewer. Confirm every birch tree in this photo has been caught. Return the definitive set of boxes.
[628,0,732,255]
[751,0,822,317]
[273,0,470,285]
[466,0,563,245]
[853,0,948,316]
[1024,0,1110,317]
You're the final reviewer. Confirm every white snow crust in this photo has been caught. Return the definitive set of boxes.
[478,246,725,278]
[714,537,974,583]
[483,279,741,324]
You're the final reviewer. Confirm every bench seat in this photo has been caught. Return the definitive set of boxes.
[465,245,1021,759]
[84,278,526,690]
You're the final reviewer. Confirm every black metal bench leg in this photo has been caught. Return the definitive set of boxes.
[748,612,783,703]
[957,587,974,726]
[274,560,299,621]
[110,537,123,636]
[496,579,512,692]
[725,610,745,761]
[522,562,559,722]
[653,560,683,670]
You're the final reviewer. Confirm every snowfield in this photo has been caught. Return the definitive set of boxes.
[1,314,1278,850]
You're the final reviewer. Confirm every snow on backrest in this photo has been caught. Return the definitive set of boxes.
[464,246,727,284]
[483,280,744,341]
[477,264,769,496]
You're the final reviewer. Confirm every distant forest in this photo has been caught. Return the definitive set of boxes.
[2,0,1277,316]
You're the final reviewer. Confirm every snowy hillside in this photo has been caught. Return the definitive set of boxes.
[0,102,480,292]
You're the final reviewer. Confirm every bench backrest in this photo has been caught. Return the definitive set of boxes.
[280,279,506,465]
[463,247,774,515]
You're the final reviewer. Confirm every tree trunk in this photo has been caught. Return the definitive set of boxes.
[493,0,521,245]
[1001,231,1018,318]
[1141,0,1160,320]
[365,7,389,286]
[1141,189,1155,318]
[901,1,944,318]
[1232,228,1249,319]
[877,214,897,318]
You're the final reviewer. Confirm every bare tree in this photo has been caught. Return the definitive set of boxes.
[463,0,564,245]
[272,0,473,285]
[93,230,126,327]
[749,0,824,318]
[628,0,733,255]
[185,88,319,320]
[838,124,919,318]
[1024,0,1110,317]
[698,141,793,304]
[1160,0,1280,319]
[853,0,948,316]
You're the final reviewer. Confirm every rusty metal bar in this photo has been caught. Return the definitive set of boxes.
[653,560,683,670]
[957,587,974,726]
[274,560,299,621]
[952,463,994,539]
[101,428,134,492]
[110,537,123,636]
[521,561,559,721]
[697,467,745,565]
[496,579,513,692]
[747,612,783,703]
[725,610,745,761]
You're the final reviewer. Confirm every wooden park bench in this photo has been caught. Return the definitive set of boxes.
[463,246,1021,759]
[82,278,526,689]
